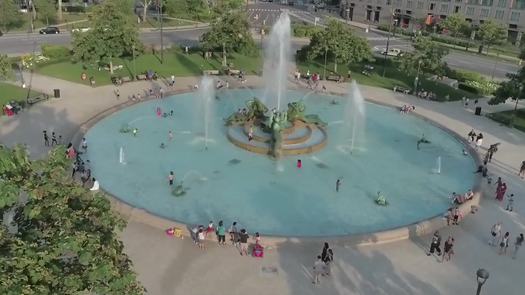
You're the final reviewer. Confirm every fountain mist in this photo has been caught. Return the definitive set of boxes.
[263,12,291,111]
[198,76,215,150]
[343,81,366,153]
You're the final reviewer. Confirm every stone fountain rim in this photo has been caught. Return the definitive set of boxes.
[71,86,483,246]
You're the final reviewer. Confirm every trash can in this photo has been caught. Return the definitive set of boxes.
[475,106,482,116]
[53,89,60,98]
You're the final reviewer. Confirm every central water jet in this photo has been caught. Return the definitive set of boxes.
[263,12,291,111]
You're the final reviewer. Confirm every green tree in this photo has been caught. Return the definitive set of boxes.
[397,36,449,77]
[0,54,12,79]
[440,13,469,39]
[72,0,142,74]
[489,64,524,125]
[477,20,507,54]
[35,0,56,26]
[306,19,370,72]
[0,145,145,294]
[200,10,256,66]
[0,0,23,32]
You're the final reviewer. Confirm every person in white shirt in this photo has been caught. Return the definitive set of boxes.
[90,178,99,191]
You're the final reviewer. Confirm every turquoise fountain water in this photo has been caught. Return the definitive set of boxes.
[85,89,476,236]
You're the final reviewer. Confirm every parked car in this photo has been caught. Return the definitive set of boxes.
[39,27,60,34]
[71,27,91,33]
[381,48,402,57]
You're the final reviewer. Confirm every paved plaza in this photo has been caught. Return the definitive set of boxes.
[1,72,524,295]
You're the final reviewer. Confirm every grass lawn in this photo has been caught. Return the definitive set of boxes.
[486,108,525,133]
[8,13,90,33]
[297,59,477,101]
[0,82,40,106]
[140,17,199,29]
[36,50,262,86]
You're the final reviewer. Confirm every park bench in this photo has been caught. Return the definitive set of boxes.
[393,86,411,94]
[27,94,50,105]
[136,74,147,80]
[326,75,342,82]
[121,76,132,83]
[226,69,240,76]
[203,69,220,75]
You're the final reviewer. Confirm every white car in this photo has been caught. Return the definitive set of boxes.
[71,27,91,33]
[381,48,402,57]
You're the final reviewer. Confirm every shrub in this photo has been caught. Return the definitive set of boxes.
[458,82,481,94]
[41,45,71,59]
[430,34,472,48]
[447,69,484,82]
[463,80,499,95]
[292,24,321,38]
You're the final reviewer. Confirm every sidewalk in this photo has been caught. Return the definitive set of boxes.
[1,73,524,295]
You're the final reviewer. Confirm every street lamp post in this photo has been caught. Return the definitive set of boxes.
[323,46,328,80]
[490,50,500,81]
[414,60,422,94]
[159,0,164,64]
[510,85,523,127]
[476,268,489,295]
[132,45,136,77]
[382,10,395,77]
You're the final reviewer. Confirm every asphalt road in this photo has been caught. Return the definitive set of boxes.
[0,9,518,80]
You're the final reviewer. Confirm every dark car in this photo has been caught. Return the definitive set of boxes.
[39,27,60,34]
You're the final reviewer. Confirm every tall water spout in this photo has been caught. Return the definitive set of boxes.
[263,12,291,111]
[343,81,366,153]
[119,146,126,164]
[198,76,215,150]
[433,156,442,174]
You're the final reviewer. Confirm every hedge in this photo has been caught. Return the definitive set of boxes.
[41,45,72,59]
[458,82,481,95]
[292,24,322,38]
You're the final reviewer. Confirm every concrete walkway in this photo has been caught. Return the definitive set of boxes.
[1,73,524,295]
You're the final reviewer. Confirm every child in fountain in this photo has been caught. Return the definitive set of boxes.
[168,130,173,141]
[297,159,302,168]
[168,171,175,186]
[160,143,166,149]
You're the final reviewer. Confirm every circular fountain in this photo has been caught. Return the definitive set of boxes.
[82,13,477,237]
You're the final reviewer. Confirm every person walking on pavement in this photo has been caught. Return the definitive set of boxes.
[427,231,442,257]
[490,222,502,246]
[442,236,455,262]
[216,220,226,245]
[323,249,334,276]
[238,229,249,256]
[312,255,324,285]
[513,233,524,259]
[505,194,515,211]
[51,132,58,146]
[43,130,49,146]
[499,232,510,255]
[519,161,525,178]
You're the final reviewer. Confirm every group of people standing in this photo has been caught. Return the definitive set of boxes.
[189,221,262,257]
[427,231,455,263]
[489,222,524,258]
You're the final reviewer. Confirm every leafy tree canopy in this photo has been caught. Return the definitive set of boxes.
[397,36,449,77]
[0,54,12,80]
[477,20,507,50]
[440,13,469,38]
[72,0,142,71]
[200,10,256,56]
[489,69,524,105]
[306,19,370,72]
[0,145,144,295]
[0,0,23,32]
[35,0,57,25]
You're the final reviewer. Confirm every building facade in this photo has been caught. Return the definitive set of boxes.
[340,0,525,43]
